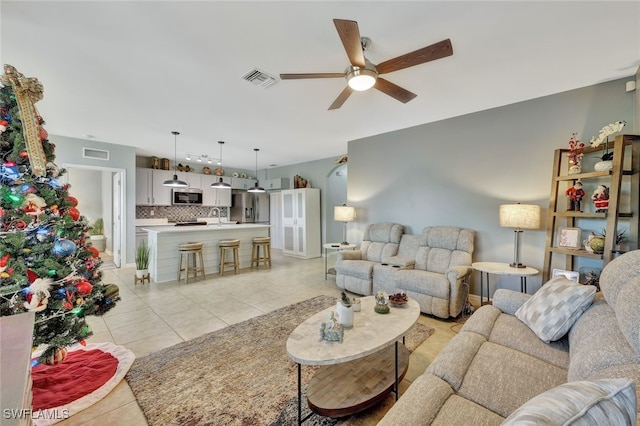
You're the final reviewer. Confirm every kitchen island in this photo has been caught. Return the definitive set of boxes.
[142,224,270,283]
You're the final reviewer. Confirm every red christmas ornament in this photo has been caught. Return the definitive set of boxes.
[80,340,87,347]
[19,151,29,158]
[66,196,78,207]
[75,280,93,296]
[66,207,80,221]
[87,246,100,258]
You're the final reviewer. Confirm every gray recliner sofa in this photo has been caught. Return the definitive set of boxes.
[334,223,404,295]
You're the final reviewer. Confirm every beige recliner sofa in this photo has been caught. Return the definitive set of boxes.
[334,222,404,295]
[394,226,475,319]
[379,250,640,425]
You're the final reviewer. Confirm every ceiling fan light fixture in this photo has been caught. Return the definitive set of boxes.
[346,66,377,91]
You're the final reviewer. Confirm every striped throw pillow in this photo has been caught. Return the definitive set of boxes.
[515,276,596,343]
[501,378,637,425]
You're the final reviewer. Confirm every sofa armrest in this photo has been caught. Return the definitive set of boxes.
[336,250,363,262]
[492,289,531,315]
[445,265,473,283]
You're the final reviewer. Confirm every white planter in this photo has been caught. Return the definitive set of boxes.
[90,235,106,252]
[336,302,354,328]
[135,269,149,278]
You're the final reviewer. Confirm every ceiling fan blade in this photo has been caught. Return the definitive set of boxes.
[374,78,417,103]
[328,86,353,110]
[333,19,366,68]
[279,73,344,80]
[376,39,453,75]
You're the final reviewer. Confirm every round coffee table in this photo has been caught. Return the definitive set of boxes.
[286,296,419,423]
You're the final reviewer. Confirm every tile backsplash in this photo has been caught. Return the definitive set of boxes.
[136,206,228,222]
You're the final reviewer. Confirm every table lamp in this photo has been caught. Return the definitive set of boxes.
[499,203,540,268]
[334,205,356,245]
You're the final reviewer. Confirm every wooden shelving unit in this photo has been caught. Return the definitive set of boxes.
[542,134,640,281]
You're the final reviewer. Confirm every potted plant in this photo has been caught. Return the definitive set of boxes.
[89,218,106,252]
[136,240,150,278]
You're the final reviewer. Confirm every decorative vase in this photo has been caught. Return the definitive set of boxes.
[336,302,353,328]
[589,237,606,254]
[594,160,613,172]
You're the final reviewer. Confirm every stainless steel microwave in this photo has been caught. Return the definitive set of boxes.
[172,188,203,205]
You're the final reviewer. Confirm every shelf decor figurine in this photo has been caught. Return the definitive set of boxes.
[565,181,585,212]
[591,185,609,213]
[320,311,344,342]
[567,132,585,175]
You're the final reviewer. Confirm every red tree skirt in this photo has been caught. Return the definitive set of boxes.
[31,342,135,425]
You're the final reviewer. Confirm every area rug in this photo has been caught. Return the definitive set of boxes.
[31,342,135,426]
[126,295,435,426]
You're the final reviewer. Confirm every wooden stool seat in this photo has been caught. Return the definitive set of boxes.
[219,239,240,276]
[252,236,271,269]
[177,242,205,283]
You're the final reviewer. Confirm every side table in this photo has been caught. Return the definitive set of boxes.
[472,262,539,305]
[323,243,357,279]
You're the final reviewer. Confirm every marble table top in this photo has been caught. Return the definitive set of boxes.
[472,261,539,276]
[286,296,420,366]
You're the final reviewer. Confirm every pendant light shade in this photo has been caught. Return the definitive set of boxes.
[247,148,265,193]
[211,141,231,188]
[163,131,188,187]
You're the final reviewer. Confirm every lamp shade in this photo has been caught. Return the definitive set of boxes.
[334,205,356,222]
[499,204,540,230]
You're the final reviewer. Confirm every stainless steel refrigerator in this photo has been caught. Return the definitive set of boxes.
[230,192,270,223]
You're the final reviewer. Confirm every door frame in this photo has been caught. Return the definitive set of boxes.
[61,163,127,269]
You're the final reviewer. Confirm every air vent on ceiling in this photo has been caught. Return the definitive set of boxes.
[83,147,109,161]
[241,68,277,88]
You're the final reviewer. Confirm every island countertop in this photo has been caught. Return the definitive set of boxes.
[145,223,270,283]
[142,223,271,233]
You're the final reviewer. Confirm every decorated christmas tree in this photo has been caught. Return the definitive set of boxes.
[0,65,118,363]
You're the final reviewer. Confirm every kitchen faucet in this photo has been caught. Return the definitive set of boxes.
[208,207,221,227]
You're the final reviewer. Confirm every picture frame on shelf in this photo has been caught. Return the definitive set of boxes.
[557,227,582,249]
[552,268,580,282]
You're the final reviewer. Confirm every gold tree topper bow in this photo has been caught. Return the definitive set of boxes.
[1,64,48,176]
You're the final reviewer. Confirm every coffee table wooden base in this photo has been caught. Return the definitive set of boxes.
[306,343,410,418]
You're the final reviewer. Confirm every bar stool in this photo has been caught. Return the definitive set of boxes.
[252,236,271,269]
[177,242,205,283]
[219,239,240,276]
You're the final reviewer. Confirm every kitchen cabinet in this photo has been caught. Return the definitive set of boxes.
[542,134,640,281]
[136,168,172,206]
[177,172,201,189]
[231,177,257,190]
[281,188,320,259]
[201,175,232,206]
[263,177,290,190]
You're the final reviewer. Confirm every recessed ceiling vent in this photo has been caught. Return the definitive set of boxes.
[241,68,277,89]
[82,147,109,161]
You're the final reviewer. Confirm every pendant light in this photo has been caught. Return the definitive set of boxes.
[163,131,188,187]
[247,148,265,193]
[211,140,231,188]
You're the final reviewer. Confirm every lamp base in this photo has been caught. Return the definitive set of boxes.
[509,262,526,268]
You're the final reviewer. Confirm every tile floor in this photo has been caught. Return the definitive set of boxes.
[56,250,466,425]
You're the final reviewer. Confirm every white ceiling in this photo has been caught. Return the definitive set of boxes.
[2,1,639,171]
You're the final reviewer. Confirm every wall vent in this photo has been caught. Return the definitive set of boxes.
[241,67,278,89]
[83,147,109,161]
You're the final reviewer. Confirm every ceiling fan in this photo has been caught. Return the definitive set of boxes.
[280,19,453,110]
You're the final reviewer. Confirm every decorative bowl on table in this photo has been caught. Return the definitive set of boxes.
[389,292,409,307]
